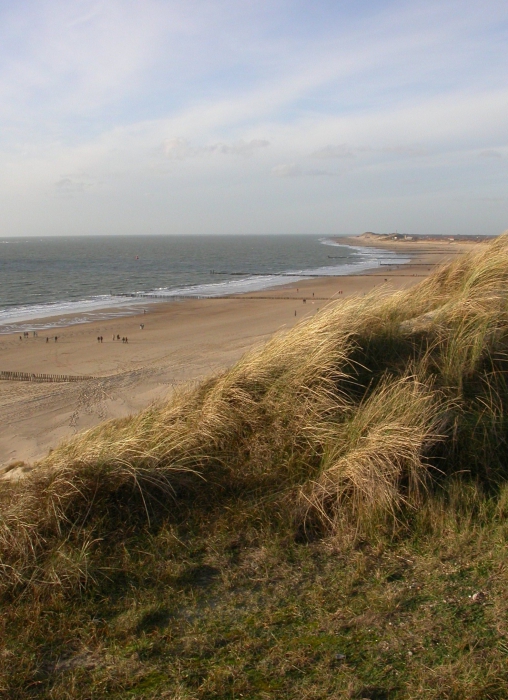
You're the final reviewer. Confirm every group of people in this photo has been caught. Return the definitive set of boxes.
[19,326,142,346]
[111,334,128,343]
[19,333,58,342]
[19,331,38,339]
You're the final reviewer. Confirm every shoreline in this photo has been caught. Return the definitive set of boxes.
[0,236,485,473]
[0,240,409,336]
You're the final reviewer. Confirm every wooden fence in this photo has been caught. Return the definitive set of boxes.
[0,371,96,383]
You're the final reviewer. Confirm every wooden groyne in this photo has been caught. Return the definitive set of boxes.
[110,278,428,302]
[209,271,325,277]
[0,371,96,383]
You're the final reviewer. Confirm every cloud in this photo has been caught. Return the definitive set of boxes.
[309,144,429,161]
[54,175,95,197]
[213,139,270,156]
[310,144,354,159]
[271,163,302,177]
[271,164,339,177]
[478,149,503,159]
[307,169,339,177]
[382,145,428,157]
[162,138,193,160]
[163,138,269,159]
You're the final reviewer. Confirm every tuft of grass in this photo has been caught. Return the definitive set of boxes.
[297,375,447,537]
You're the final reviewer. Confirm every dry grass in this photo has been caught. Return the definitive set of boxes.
[297,375,447,536]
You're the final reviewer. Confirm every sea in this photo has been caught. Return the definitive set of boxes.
[0,234,409,334]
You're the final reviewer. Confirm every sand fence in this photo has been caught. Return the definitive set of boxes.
[0,370,96,383]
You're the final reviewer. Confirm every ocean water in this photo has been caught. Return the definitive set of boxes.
[0,235,409,333]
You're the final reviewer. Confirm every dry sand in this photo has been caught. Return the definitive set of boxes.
[0,237,481,473]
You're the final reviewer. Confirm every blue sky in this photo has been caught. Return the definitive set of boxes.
[1,0,507,236]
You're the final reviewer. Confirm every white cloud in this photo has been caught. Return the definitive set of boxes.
[54,175,96,197]
[213,139,270,156]
[382,145,428,157]
[271,163,301,177]
[163,137,269,159]
[310,144,354,159]
[271,163,339,177]
[0,1,173,123]
[162,138,193,160]
[307,169,339,177]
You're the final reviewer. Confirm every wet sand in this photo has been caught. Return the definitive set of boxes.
[0,237,480,472]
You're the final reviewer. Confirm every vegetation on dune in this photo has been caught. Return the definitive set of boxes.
[1,236,508,698]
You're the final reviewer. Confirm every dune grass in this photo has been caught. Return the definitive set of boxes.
[1,235,508,698]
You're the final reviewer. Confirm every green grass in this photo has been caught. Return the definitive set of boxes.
[1,236,508,698]
[2,490,507,698]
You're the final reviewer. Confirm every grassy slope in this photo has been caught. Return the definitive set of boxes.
[1,237,508,699]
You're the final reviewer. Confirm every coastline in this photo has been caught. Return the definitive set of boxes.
[0,238,410,336]
[0,236,485,473]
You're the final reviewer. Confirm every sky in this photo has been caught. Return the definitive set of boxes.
[1,0,507,237]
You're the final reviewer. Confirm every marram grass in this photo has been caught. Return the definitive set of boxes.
[2,235,508,596]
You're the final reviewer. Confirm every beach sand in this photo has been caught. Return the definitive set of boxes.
[0,237,482,474]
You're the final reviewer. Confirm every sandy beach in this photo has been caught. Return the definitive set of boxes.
[0,236,482,473]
